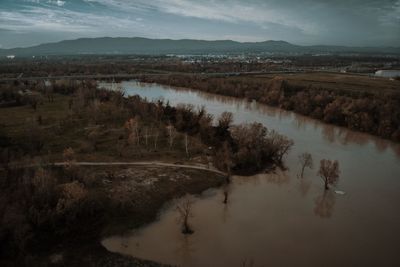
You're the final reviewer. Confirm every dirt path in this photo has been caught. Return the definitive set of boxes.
[51,161,227,176]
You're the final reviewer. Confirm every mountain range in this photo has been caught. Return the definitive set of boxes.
[1,37,399,56]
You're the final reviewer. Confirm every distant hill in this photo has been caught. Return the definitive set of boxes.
[1,37,399,56]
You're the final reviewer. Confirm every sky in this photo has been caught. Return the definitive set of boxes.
[0,0,399,49]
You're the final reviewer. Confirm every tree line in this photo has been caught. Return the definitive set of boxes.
[137,74,400,142]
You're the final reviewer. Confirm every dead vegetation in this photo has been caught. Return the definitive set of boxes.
[176,196,195,234]
[139,73,400,142]
[298,152,313,178]
[318,159,340,190]
[0,67,293,266]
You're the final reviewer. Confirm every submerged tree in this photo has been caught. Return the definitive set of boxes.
[298,152,313,178]
[222,185,230,204]
[270,131,294,163]
[317,159,340,190]
[223,191,228,204]
[230,123,294,172]
[176,197,194,234]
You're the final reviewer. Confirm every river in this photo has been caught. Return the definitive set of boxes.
[100,81,400,267]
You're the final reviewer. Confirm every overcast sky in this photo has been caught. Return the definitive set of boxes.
[0,0,399,48]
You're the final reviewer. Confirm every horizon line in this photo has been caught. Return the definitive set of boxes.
[2,36,399,50]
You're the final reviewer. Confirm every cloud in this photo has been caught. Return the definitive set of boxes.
[83,0,319,34]
[0,0,399,47]
[379,0,400,25]
[0,8,90,33]
[24,0,66,6]
[48,0,66,7]
[0,3,148,34]
[80,0,400,36]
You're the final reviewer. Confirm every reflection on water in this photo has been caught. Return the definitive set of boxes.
[264,168,290,185]
[174,235,195,264]
[101,81,400,266]
[101,81,400,153]
[298,177,312,197]
[313,190,336,218]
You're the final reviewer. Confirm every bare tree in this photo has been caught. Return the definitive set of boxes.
[124,117,140,147]
[222,185,230,204]
[230,123,293,171]
[154,130,159,151]
[218,111,233,130]
[144,126,149,148]
[176,197,194,234]
[184,133,189,157]
[134,119,140,145]
[269,131,294,163]
[166,124,176,149]
[318,159,340,190]
[298,152,313,178]
[223,191,228,204]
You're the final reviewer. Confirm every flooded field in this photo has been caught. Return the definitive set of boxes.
[101,81,400,266]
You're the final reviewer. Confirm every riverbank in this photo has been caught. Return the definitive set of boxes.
[0,83,229,265]
[2,79,291,266]
[96,82,400,267]
[1,77,400,266]
[1,164,226,266]
[136,72,400,142]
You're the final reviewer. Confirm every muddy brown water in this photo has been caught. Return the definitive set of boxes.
[100,81,400,267]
